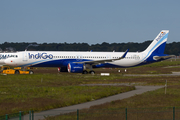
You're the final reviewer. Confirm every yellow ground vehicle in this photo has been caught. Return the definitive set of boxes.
[0,66,34,74]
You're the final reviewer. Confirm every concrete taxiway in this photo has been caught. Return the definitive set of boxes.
[124,72,180,77]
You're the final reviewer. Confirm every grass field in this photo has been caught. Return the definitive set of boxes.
[0,73,135,116]
[44,60,180,120]
[48,85,180,120]
[1,59,180,119]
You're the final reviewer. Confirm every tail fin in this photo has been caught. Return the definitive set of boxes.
[143,30,169,54]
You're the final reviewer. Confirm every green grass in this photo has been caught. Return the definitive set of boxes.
[0,74,135,115]
[47,85,180,120]
[1,59,180,119]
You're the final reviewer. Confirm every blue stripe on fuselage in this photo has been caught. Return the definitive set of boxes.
[20,59,92,67]
[19,39,168,68]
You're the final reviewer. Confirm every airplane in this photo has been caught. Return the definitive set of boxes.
[0,52,18,66]
[4,30,175,74]
[0,44,39,66]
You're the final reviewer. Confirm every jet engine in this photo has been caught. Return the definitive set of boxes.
[58,67,68,72]
[67,63,84,73]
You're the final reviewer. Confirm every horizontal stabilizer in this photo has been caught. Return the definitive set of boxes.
[153,55,175,60]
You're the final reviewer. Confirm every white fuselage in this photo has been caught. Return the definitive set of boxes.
[4,51,147,68]
[3,30,171,73]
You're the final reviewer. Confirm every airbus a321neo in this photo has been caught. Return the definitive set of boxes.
[4,30,174,74]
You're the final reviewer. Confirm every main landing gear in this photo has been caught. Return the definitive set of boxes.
[82,70,95,74]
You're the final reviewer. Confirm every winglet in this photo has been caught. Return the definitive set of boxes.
[121,49,129,58]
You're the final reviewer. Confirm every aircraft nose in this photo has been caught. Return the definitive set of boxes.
[0,60,5,65]
[4,59,17,66]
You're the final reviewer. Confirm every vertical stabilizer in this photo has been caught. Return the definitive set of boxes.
[143,30,169,54]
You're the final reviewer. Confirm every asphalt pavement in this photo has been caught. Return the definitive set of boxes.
[22,85,164,120]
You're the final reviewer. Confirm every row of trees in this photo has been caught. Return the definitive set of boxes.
[0,41,180,55]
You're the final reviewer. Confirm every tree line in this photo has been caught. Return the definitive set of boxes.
[0,41,180,55]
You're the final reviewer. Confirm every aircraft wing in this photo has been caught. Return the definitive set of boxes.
[153,55,176,60]
[74,49,129,65]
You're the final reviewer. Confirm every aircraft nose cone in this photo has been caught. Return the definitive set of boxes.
[0,60,5,65]
[4,59,16,66]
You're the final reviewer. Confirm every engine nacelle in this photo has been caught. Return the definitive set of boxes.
[58,67,68,72]
[67,63,84,73]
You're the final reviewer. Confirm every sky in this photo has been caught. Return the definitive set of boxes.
[0,0,180,45]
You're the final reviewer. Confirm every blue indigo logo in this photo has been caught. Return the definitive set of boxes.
[29,53,53,59]
[156,32,166,41]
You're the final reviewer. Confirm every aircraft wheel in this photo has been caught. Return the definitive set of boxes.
[15,70,19,74]
[29,70,34,74]
[82,70,88,74]
[89,70,95,75]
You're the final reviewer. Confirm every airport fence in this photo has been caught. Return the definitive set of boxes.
[51,107,179,120]
[0,111,24,120]
[1,107,180,120]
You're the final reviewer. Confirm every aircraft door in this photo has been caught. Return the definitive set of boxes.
[142,53,147,63]
[142,53,146,59]
[23,52,28,61]
[106,54,111,59]
[76,55,83,61]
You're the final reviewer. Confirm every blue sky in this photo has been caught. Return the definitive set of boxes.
[0,0,180,44]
